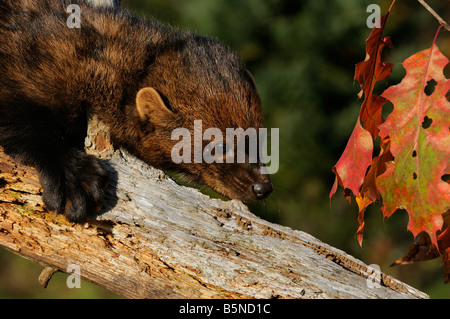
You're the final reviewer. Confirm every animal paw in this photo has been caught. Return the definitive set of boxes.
[40,149,109,223]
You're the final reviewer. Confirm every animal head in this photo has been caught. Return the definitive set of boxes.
[134,35,273,202]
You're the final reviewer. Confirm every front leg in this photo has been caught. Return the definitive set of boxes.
[0,104,109,222]
[40,148,109,222]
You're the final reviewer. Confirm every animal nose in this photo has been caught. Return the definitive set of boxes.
[252,182,273,199]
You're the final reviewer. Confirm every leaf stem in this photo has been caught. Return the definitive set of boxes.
[417,0,450,32]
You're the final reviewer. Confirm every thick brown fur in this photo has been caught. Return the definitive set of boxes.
[0,0,272,222]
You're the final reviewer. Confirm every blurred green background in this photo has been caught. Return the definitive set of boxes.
[1,0,449,298]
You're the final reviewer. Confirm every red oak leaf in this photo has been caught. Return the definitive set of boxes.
[355,31,393,139]
[377,43,450,249]
[392,212,449,283]
[355,136,392,246]
[330,117,373,202]
[330,5,393,205]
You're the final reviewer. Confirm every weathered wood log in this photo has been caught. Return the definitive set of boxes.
[0,0,429,299]
[0,136,428,299]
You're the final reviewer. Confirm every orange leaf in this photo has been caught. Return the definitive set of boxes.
[330,117,373,202]
[390,231,441,266]
[330,3,393,207]
[377,42,450,249]
[354,12,393,139]
[360,136,392,202]
[392,212,449,282]
[355,136,393,245]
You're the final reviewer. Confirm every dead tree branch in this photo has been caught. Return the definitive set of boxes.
[0,125,428,298]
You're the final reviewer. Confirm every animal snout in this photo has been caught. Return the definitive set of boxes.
[252,182,273,199]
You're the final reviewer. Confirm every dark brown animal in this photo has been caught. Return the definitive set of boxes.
[0,0,272,222]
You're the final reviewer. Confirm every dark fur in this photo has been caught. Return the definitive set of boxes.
[0,0,271,222]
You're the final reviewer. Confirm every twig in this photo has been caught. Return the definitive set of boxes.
[38,267,59,288]
[417,0,450,32]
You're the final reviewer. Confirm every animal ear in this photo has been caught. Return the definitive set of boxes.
[136,87,174,121]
